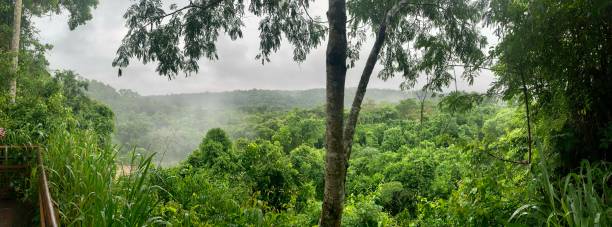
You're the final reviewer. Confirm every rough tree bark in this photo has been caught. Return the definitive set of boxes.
[320,0,348,226]
[9,0,23,104]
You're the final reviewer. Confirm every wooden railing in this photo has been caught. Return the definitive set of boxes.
[0,145,59,227]
[36,145,59,227]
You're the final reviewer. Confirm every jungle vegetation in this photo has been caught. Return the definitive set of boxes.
[0,0,610,226]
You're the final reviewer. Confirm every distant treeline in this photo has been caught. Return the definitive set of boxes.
[84,80,421,164]
[87,80,416,112]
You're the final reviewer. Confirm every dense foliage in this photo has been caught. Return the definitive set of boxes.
[5,80,611,225]
[0,0,610,226]
[122,95,606,226]
[487,0,612,169]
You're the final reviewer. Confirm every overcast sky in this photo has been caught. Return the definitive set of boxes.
[33,0,495,96]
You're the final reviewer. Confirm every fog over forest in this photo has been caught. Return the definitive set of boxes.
[86,79,424,164]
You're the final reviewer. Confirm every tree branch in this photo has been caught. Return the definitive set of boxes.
[404,2,443,10]
[301,1,326,24]
[483,149,529,165]
[144,0,225,27]
[343,21,388,162]
[447,64,499,72]
[301,1,356,25]
[519,72,533,164]
[343,0,411,162]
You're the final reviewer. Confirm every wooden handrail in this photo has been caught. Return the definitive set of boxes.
[0,144,59,227]
[36,146,59,227]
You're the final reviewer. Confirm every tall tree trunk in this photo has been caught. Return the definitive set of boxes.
[320,0,348,226]
[9,0,23,104]
[321,1,411,225]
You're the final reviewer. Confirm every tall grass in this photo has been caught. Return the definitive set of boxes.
[510,160,611,226]
[44,129,163,226]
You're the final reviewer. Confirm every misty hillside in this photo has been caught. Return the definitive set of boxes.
[84,80,418,164]
[87,79,415,111]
